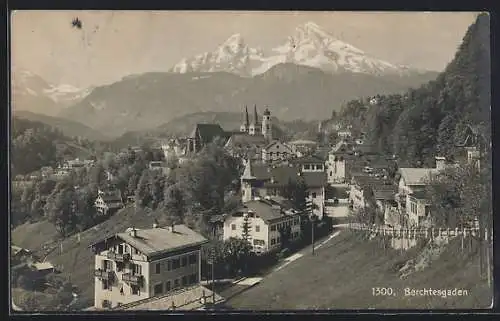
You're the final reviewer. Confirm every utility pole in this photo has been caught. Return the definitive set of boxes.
[307,200,315,255]
[211,227,216,305]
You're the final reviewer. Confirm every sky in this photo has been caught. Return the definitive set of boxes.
[11,11,480,88]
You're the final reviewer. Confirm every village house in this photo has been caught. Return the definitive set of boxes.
[95,188,124,216]
[240,156,327,219]
[456,123,489,171]
[395,156,452,227]
[337,128,352,139]
[224,133,268,161]
[161,139,186,161]
[372,185,399,227]
[348,174,389,210]
[261,140,295,163]
[223,197,302,254]
[326,140,352,184]
[89,224,208,310]
[149,161,171,176]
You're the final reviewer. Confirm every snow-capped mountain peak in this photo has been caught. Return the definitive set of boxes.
[170,22,413,77]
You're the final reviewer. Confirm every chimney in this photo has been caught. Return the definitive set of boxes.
[130,228,137,238]
[435,156,446,170]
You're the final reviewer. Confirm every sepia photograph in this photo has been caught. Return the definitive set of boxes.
[9,10,492,312]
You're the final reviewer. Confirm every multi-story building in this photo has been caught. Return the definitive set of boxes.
[89,224,208,310]
[223,197,302,254]
[95,189,124,216]
[261,140,294,163]
[241,156,327,219]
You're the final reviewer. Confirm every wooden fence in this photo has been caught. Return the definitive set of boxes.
[347,223,485,240]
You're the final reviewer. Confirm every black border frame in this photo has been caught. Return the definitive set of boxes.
[3,1,499,319]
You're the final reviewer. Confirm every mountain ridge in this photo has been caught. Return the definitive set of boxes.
[59,63,438,137]
[170,21,427,77]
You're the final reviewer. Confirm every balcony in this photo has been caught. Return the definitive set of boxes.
[122,273,143,285]
[107,252,131,262]
[94,269,114,280]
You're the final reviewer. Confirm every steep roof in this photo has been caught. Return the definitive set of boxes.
[225,133,267,149]
[190,124,226,144]
[291,154,325,164]
[93,225,208,258]
[238,198,299,223]
[399,168,437,186]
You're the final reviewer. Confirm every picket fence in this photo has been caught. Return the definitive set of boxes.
[347,223,485,240]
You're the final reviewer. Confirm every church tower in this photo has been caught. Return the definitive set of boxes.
[262,107,272,140]
[249,105,259,136]
[240,105,250,133]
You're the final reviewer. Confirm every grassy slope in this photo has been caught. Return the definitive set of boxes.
[227,231,492,310]
[11,221,60,254]
[43,205,171,307]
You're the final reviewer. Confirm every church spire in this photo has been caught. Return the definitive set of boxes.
[253,105,258,125]
[245,105,250,128]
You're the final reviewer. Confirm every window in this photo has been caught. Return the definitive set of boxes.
[276,237,281,244]
[271,239,276,245]
[174,279,180,289]
[166,260,172,271]
[102,279,110,290]
[189,254,197,265]
[189,273,198,284]
[166,281,171,292]
[154,283,163,295]
[181,256,188,267]
[182,275,188,286]
[270,225,276,231]
[172,258,180,270]
[116,262,124,272]
[254,239,265,246]
[255,225,260,232]
[131,285,140,295]
[118,244,124,254]
[231,224,236,230]
[304,164,311,170]
[131,263,142,275]
[102,300,112,309]
[312,192,317,198]
[329,171,332,176]
[155,263,161,274]
[102,260,112,271]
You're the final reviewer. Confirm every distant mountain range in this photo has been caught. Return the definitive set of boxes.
[11,69,92,116]
[170,22,425,77]
[13,22,440,138]
[13,110,109,141]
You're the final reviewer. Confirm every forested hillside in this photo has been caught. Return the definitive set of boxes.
[338,13,490,167]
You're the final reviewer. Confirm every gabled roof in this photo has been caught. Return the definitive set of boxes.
[351,175,384,188]
[237,198,299,223]
[224,133,267,149]
[116,225,208,257]
[190,124,226,144]
[399,168,437,186]
[291,154,325,164]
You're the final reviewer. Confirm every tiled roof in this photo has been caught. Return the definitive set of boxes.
[243,161,326,188]
[399,168,437,185]
[291,155,325,164]
[190,124,226,144]
[238,198,299,223]
[225,134,267,149]
[118,285,224,310]
[409,190,429,201]
[108,225,208,257]
[351,174,384,187]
